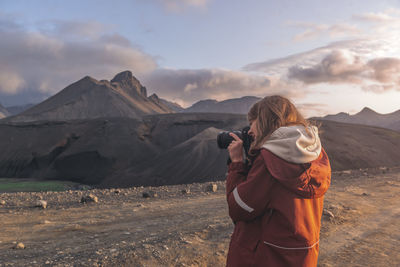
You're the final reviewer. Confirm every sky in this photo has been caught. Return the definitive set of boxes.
[1,0,400,117]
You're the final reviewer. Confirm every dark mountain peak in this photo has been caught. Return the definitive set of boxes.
[357,107,378,115]
[148,93,160,104]
[73,75,100,87]
[111,70,134,83]
[111,70,147,97]
[149,93,159,100]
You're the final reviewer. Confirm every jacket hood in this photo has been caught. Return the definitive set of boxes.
[262,125,321,164]
[260,147,331,199]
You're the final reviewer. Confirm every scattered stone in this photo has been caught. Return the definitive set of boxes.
[35,200,47,209]
[152,249,161,259]
[114,190,120,194]
[81,194,98,203]
[0,200,5,205]
[142,191,157,198]
[181,188,190,195]
[341,170,352,175]
[43,220,52,224]
[323,209,335,219]
[14,242,25,249]
[206,183,218,192]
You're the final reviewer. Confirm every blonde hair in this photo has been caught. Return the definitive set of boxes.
[248,95,309,155]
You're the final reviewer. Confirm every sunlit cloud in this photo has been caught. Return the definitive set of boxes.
[245,9,400,97]
[287,21,360,42]
[288,50,400,93]
[0,15,157,99]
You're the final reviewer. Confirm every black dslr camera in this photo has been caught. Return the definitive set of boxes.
[217,126,252,163]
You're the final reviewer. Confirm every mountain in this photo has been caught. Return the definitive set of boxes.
[4,71,173,122]
[148,93,184,112]
[6,103,36,116]
[1,113,400,187]
[183,96,261,114]
[0,104,9,119]
[320,107,400,131]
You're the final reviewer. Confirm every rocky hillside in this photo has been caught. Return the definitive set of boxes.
[3,71,173,122]
[320,107,400,131]
[0,113,400,187]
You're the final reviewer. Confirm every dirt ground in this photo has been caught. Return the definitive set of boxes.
[0,166,399,267]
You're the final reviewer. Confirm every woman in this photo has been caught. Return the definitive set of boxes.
[226,95,331,267]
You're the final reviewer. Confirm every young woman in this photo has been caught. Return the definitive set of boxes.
[226,95,331,267]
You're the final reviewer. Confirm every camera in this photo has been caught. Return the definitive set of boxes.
[217,126,252,159]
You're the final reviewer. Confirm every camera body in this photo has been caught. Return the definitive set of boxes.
[217,126,252,160]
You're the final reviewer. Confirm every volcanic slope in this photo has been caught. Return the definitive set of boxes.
[0,113,399,187]
[3,71,172,122]
[321,107,400,131]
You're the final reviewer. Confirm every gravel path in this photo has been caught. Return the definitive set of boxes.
[1,167,399,266]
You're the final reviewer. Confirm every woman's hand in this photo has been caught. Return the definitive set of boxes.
[228,133,244,163]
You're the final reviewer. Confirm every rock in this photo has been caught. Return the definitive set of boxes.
[206,183,218,192]
[114,190,120,194]
[14,242,25,249]
[323,209,335,219]
[35,200,47,209]
[181,188,190,195]
[142,191,157,198]
[0,200,5,205]
[80,194,98,203]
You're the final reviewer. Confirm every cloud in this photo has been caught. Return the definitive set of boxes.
[287,21,360,42]
[353,12,396,23]
[0,70,26,94]
[287,50,400,92]
[0,15,157,104]
[288,50,366,84]
[37,20,110,39]
[148,0,210,12]
[143,68,304,107]
[243,38,381,76]
[295,103,330,118]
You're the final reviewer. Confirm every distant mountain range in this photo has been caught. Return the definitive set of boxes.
[5,103,35,116]
[183,96,261,114]
[316,107,400,132]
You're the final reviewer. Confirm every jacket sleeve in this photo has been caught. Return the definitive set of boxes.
[226,154,274,223]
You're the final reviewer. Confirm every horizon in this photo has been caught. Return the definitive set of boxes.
[1,0,400,117]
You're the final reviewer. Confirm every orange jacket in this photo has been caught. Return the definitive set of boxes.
[226,148,331,267]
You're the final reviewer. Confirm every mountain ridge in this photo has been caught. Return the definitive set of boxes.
[319,107,400,132]
[3,71,174,122]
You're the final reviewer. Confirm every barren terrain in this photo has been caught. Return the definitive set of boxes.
[1,167,399,267]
